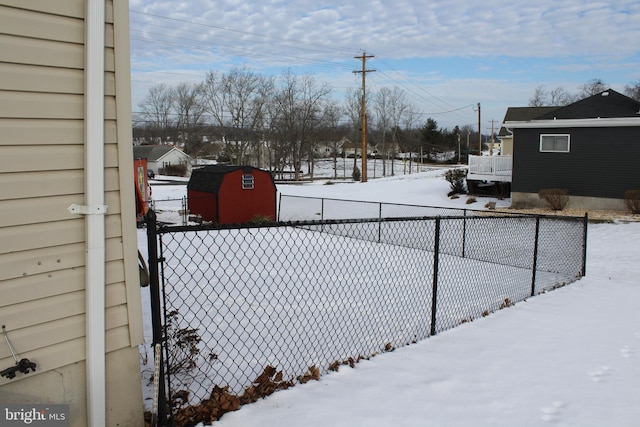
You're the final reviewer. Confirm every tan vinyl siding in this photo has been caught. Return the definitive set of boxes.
[0,119,85,145]
[0,63,84,93]
[0,6,84,43]
[0,91,83,119]
[1,260,127,308]
[0,0,143,392]
[0,34,84,69]
[0,0,84,20]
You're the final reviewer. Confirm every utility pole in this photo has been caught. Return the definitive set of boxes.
[353,52,375,182]
[488,119,497,155]
[476,102,481,155]
[466,129,470,164]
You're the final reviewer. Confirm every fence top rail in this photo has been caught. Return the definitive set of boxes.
[153,211,587,234]
[280,194,469,212]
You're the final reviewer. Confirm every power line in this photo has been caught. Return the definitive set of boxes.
[129,9,476,128]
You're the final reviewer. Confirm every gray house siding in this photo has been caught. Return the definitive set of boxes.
[512,126,640,200]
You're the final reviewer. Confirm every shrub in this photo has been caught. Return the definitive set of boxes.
[162,164,188,177]
[538,188,569,210]
[164,310,203,376]
[444,168,467,195]
[249,214,273,224]
[352,166,361,181]
[624,190,640,214]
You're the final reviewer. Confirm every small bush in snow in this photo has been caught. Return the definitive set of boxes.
[624,190,640,214]
[539,188,569,211]
[249,214,273,224]
[352,166,361,181]
[164,310,203,377]
[444,168,467,195]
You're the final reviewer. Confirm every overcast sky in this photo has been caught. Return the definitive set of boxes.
[129,0,640,132]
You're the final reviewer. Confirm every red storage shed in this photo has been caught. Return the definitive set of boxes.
[187,165,277,223]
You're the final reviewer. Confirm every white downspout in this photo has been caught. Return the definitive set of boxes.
[85,1,107,425]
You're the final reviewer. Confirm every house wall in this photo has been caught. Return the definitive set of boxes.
[511,126,640,209]
[0,1,143,425]
[218,169,277,223]
[158,149,192,176]
[500,136,514,156]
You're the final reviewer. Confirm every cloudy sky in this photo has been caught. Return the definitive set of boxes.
[128,0,640,131]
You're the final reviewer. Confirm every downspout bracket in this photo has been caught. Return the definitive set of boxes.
[68,204,109,215]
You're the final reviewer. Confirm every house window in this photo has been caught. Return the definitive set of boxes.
[242,174,255,189]
[540,134,570,152]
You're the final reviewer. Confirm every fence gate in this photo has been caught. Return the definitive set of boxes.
[145,209,587,426]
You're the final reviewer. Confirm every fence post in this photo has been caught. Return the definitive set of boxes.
[462,209,467,258]
[321,197,325,221]
[582,213,588,276]
[145,209,168,425]
[430,217,441,336]
[277,193,282,222]
[378,203,382,242]
[530,216,540,297]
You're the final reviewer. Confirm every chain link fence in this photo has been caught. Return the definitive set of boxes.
[277,194,469,221]
[146,210,587,426]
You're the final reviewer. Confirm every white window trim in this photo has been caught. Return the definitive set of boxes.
[540,134,570,153]
[242,174,255,190]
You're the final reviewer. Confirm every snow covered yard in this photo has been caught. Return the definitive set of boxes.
[212,220,640,427]
[141,168,640,426]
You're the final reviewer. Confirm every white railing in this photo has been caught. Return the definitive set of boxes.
[468,155,512,182]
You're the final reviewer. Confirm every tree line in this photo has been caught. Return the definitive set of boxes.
[133,67,477,179]
[528,78,640,107]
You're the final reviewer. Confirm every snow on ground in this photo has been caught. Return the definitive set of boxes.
[214,222,640,427]
[142,167,640,427]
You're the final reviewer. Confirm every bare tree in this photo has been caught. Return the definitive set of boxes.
[275,70,332,180]
[374,87,391,176]
[388,88,411,176]
[173,82,206,155]
[138,83,174,144]
[549,87,575,106]
[317,100,343,179]
[224,67,273,165]
[528,85,548,107]
[201,67,274,165]
[401,108,419,173]
[343,88,363,171]
[624,80,640,102]
[578,78,607,98]
[529,85,573,106]
[202,70,226,132]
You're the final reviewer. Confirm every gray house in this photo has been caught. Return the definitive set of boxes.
[504,89,640,210]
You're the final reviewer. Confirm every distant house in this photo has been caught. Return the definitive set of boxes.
[497,107,558,156]
[187,165,277,223]
[504,89,640,210]
[133,144,192,176]
[341,137,379,157]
